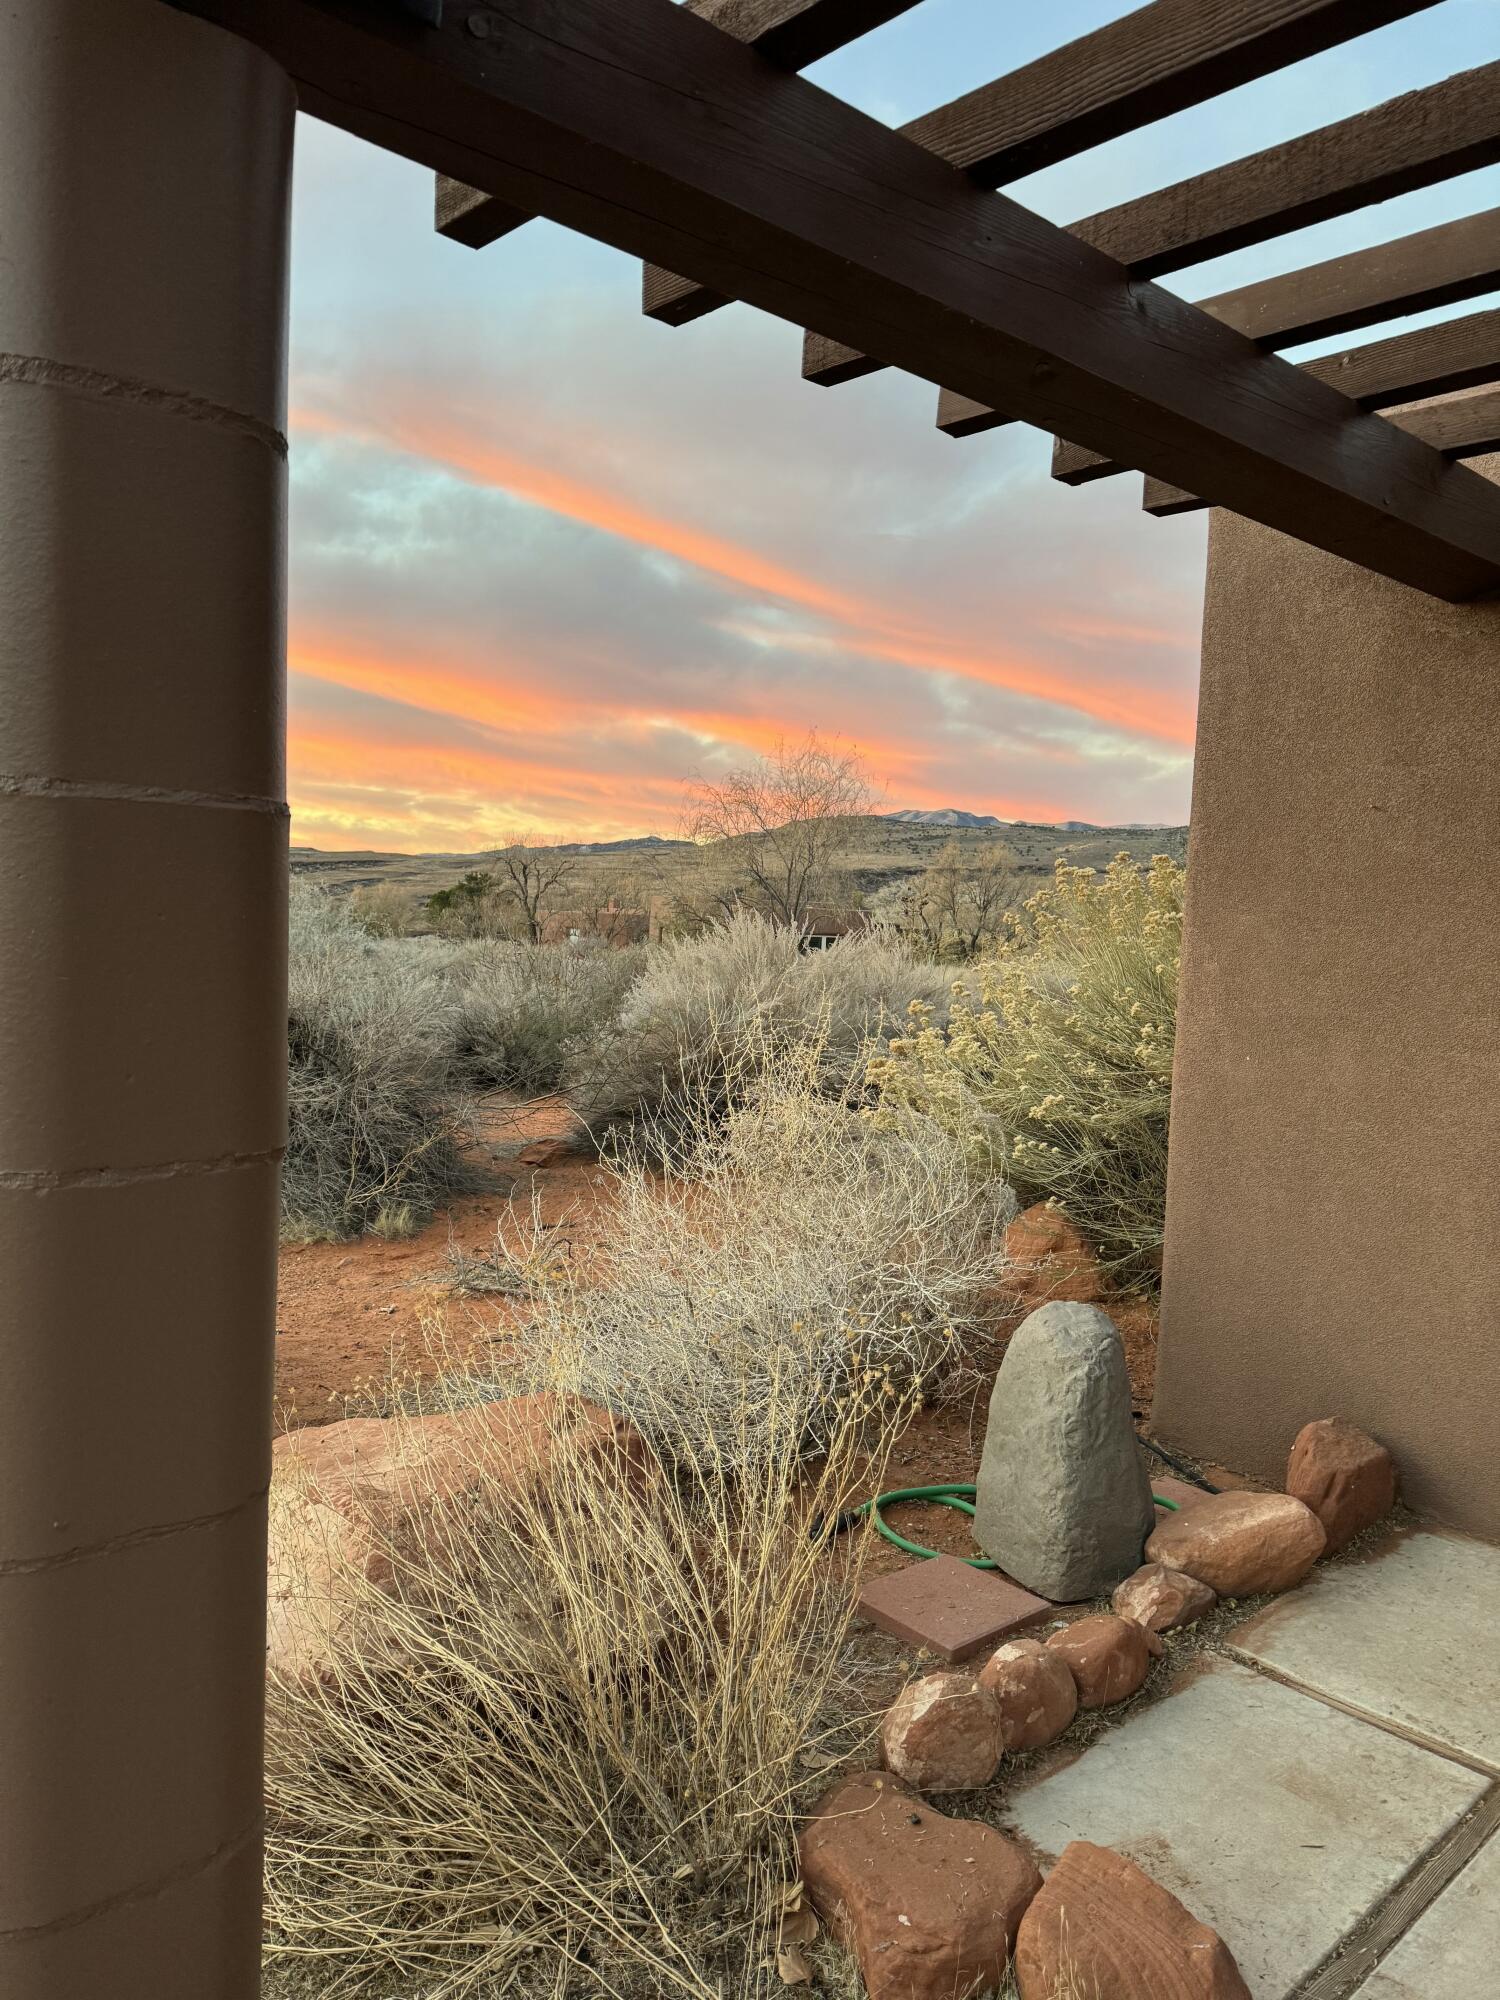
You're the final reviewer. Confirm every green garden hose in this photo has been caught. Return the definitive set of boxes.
[834,1481,1183,1569]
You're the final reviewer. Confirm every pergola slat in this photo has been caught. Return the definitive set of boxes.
[640,0,924,326]
[439,0,921,268]
[176,0,1500,599]
[1143,384,1500,513]
[1045,212,1500,471]
[903,0,1440,186]
[1076,59,1500,278]
[434,172,532,249]
[821,57,1500,386]
[1052,304,1500,483]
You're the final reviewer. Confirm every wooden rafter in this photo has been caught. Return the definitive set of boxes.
[951,209,1500,468]
[437,0,919,264]
[173,0,1500,599]
[802,0,1449,385]
[1143,385,1500,514]
[641,0,924,327]
[1051,305,1500,483]
[824,59,1500,388]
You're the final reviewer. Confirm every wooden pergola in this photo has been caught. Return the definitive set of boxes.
[1,3,1496,1996]
[196,0,1500,596]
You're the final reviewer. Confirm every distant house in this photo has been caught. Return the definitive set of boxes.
[797,906,868,951]
[538,900,654,948]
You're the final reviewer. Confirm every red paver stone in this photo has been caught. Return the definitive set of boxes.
[857,1555,1051,1661]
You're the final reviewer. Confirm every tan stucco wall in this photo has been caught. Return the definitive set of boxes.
[1154,470,1500,1539]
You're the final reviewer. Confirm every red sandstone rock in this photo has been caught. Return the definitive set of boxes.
[1286,1418,1396,1552]
[1113,1562,1218,1634]
[801,1771,1042,2000]
[978,1638,1079,1750]
[1002,1203,1109,1307]
[1045,1615,1158,1709]
[267,1394,648,1685]
[881,1670,1004,1792]
[1146,1490,1326,1598]
[1016,1841,1251,2000]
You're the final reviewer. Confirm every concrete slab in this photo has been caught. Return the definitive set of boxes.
[1002,1657,1487,1999]
[1351,1830,1500,2000]
[1230,1528,1500,1772]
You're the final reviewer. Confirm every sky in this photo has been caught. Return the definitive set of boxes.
[285,0,1500,851]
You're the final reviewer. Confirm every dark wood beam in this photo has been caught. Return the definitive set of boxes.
[434,171,531,247]
[174,0,1500,598]
[833,58,1500,386]
[803,0,1444,382]
[690,0,921,71]
[937,389,1017,438]
[641,0,923,325]
[1143,385,1500,513]
[1073,59,1500,279]
[438,0,920,267]
[903,0,1440,186]
[1202,205,1500,348]
[1049,219,1500,483]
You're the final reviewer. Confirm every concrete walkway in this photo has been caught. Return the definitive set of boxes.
[1000,1528,1500,2000]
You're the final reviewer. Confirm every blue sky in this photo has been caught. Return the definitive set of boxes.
[285,0,1500,849]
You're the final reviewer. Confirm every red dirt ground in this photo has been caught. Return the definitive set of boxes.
[275,1097,1163,1542]
[274,1095,611,1425]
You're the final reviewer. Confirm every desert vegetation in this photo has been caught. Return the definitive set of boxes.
[265,1198,927,1997]
[272,833,1190,1996]
[507,1046,1015,1459]
[284,884,473,1242]
[571,910,952,1145]
[871,852,1183,1271]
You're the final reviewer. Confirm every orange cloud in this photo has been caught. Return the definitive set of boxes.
[290,401,1196,750]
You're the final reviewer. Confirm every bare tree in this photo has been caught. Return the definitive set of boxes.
[876,839,1018,958]
[491,833,580,945]
[682,734,873,929]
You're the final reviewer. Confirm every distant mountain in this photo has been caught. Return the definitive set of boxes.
[884,808,1004,828]
[549,834,693,855]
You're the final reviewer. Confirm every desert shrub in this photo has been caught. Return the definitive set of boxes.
[263,1345,903,1998]
[870,853,1182,1271]
[573,910,950,1143]
[503,1044,1014,1464]
[449,941,646,1094]
[283,885,472,1241]
[344,880,417,939]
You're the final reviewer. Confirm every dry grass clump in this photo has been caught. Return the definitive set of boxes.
[502,1044,1014,1465]
[449,941,646,1095]
[284,885,474,1242]
[263,1346,905,1998]
[871,854,1182,1273]
[572,910,950,1144]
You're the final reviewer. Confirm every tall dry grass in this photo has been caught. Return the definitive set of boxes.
[263,1344,908,1998]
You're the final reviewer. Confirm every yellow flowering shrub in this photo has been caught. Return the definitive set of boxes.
[869,853,1183,1271]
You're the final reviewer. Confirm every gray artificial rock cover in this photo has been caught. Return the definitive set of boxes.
[973,1301,1154,1600]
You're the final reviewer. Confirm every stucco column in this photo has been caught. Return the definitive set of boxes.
[0,3,291,1992]
[1154,472,1500,1539]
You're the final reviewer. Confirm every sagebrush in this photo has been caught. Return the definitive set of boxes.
[283,886,473,1241]
[871,854,1182,1270]
[500,1043,1014,1464]
[449,941,645,1094]
[572,910,951,1144]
